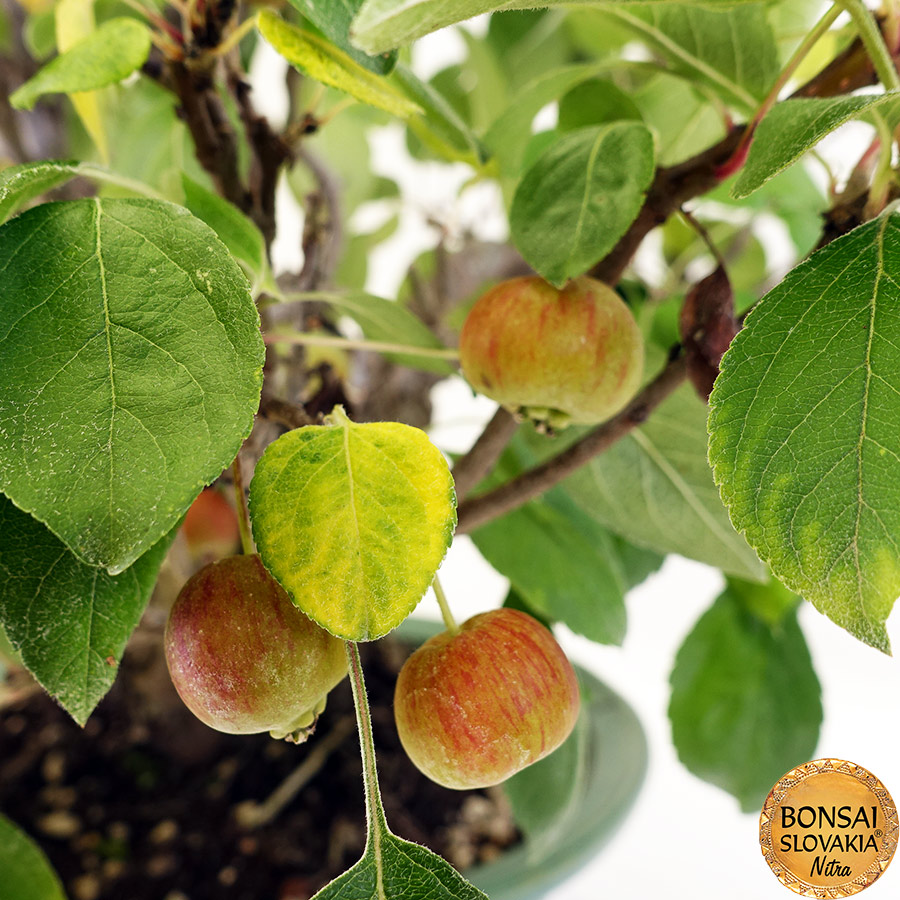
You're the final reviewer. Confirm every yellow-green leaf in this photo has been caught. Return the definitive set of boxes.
[55,0,107,160]
[257,10,420,119]
[12,17,150,110]
[249,406,456,641]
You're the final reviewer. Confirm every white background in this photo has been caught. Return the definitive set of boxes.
[249,16,900,897]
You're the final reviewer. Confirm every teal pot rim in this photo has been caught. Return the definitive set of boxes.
[394,617,648,900]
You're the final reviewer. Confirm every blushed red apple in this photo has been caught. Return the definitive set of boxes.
[459,275,643,427]
[181,487,241,560]
[394,608,580,790]
[165,554,347,741]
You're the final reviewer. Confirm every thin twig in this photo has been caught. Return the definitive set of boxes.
[455,353,687,534]
[450,407,519,502]
[234,716,356,830]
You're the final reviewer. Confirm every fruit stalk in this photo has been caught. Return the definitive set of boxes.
[232,455,255,556]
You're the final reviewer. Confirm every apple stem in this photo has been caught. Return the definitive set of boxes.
[231,456,256,556]
[433,576,460,635]
[345,642,391,841]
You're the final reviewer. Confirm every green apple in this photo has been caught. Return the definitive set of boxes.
[165,554,347,741]
[394,608,580,790]
[459,275,643,427]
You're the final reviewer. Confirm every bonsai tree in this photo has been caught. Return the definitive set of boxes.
[1,0,899,896]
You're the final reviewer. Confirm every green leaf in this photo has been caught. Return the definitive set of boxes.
[258,10,420,119]
[392,64,486,164]
[484,63,611,176]
[669,582,822,811]
[0,813,67,900]
[632,72,726,166]
[472,496,626,645]
[0,198,264,574]
[566,386,766,581]
[350,0,764,54]
[11,17,151,110]
[313,829,487,900]
[287,0,398,74]
[295,290,455,375]
[557,79,642,132]
[510,123,655,287]
[602,3,777,110]
[181,173,267,280]
[733,94,900,199]
[0,159,81,222]
[503,704,588,857]
[249,407,456,641]
[708,213,900,652]
[0,496,172,724]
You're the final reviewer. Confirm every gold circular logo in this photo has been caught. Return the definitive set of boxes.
[760,759,898,896]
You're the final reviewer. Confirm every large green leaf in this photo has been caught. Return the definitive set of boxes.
[602,3,777,110]
[11,17,150,110]
[0,198,264,574]
[0,496,172,724]
[0,814,67,900]
[566,386,766,580]
[287,0,398,74]
[733,94,899,199]
[669,580,821,811]
[312,830,487,900]
[509,122,655,287]
[708,213,900,652]
[249,407,456,641]
[350,0,759,53]
[258,10,420,119]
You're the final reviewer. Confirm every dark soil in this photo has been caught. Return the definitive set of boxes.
[0,635,519,900]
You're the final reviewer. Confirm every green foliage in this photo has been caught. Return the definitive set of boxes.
[0,198,264,573]
[669,580,822,811]
[258,10,421,118]
[392,65,486,164]
[602,4,777,110]
[565,386,766,580]
[709,214,900,652]
[0,159,82,221]
[503,706,588,856]
[0,814,67,900]
[311,830,488,900]
[249,408,456,640]
[472,492,628,644]
[509,122,655,286]
[294,290,455,375]
[350,0,759,54]
[734,94,900,198]
[288,0,398,74]
[11,18,150,110]
[0,496,173,724]
[181,174,267,284]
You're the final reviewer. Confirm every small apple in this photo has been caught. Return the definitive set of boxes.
[459,275,643,427]
[394,608,580,790]
[181,487,241,560]
[165,554,347,741]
